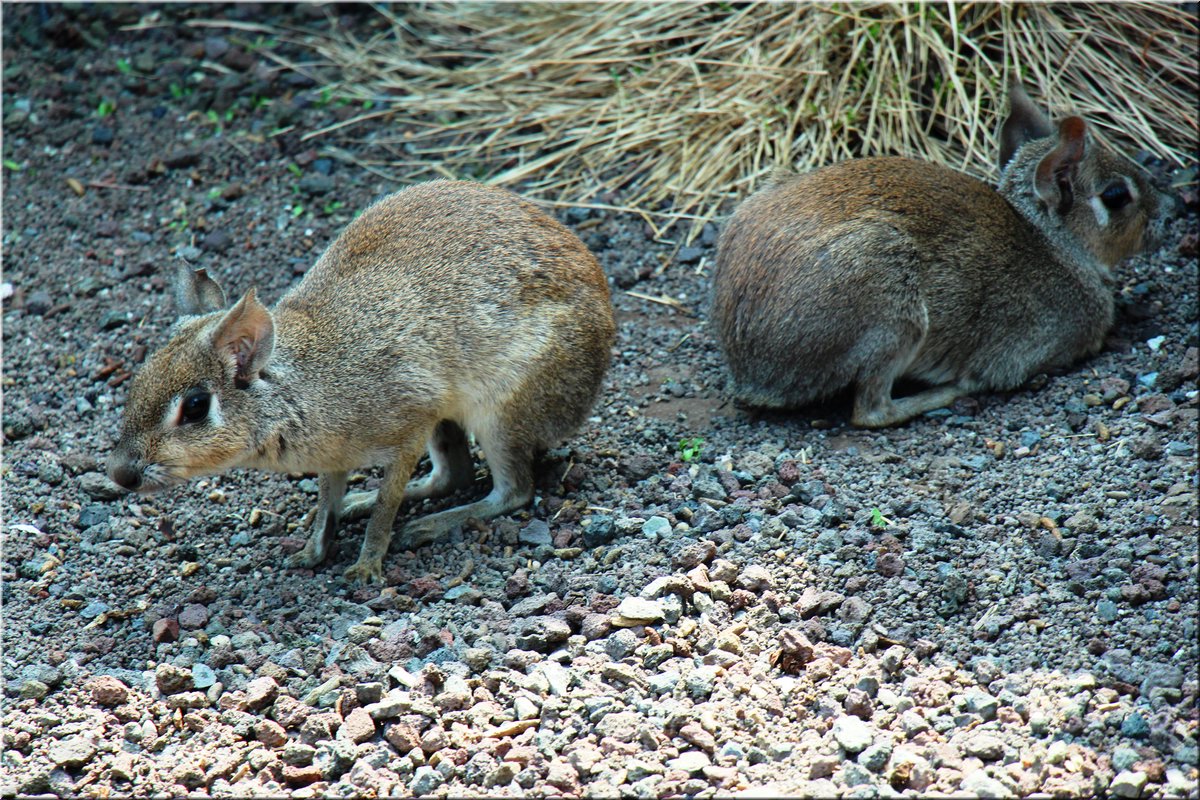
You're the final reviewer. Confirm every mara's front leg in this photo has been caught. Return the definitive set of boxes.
[342,443,425,584]
[285,471,348,569]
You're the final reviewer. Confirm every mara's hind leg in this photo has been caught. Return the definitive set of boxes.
[853,381,969,428]
[340,420,475,521]
[849,315,963,428]
[402,423,536,548]
[405,420,475,501]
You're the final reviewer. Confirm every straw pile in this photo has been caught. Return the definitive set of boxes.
[236,3,1198,237]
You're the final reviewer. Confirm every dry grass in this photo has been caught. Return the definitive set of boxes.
[201,3,1198,238]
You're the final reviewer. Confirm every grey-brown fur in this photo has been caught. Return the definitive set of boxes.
[108,181,615,583]
[711,83,1177,427]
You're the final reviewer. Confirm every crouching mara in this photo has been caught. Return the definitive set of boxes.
[108,181,615,582]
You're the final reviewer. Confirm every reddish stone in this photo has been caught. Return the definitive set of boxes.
[384,722,421,753]
[256,719,288,748]
[282,764,322,786]
[89,675,129,707]
[339,707,375,744]
[152,618,179,643]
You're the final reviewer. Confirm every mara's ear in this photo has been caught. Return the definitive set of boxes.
[1034,117,1087,216]
[174,265,228,317]
[211,289,274,386]
[999,81,1054,171]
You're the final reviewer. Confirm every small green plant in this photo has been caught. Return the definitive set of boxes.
[291,204,305,218]
[168,82,191,100]
[286,163,303,178]
[250,95,271,111]
[246,35,279,51]
[869,507,893,528]
[678,437,704,463]
[3,159,22,171]
[207,187,223,200]
[322,200,344,214]
[96,99,117,117]
[361,99,375,110]
[116,58,132,75]
[166,219,189,232]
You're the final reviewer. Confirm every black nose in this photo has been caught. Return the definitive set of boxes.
[109,461,142,491]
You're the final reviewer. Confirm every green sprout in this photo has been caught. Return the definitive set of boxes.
[869,507,893,528]
[96,99,117,117]
[678,437,704,463]
[116,58,132,75]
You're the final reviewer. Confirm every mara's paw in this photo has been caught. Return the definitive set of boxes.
[404,517,447,549]
[343,557,384,585]
[285,547,323,570]
[340,490,378,521]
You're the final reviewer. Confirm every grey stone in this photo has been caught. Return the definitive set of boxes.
[899,710,930,738]
[314,738,357,780]
[692,479,727,501]
[647,671,679,695]
[514,616,571,651]
[641,516,671,539]
[49,735,97,769]
[964,733,1005,761]
[833,715,874,754]
[1140,664,1184,697]
[80,601,110,620]
[77,505,111,529]
[605,628,639,660]
[964,690,999,721]
[190,663,217,689]
[79,472,122,500]
[518,520,552,547]
[1108,767,1147,800]
[838,761,874,787]
[298,173,334,195]
[25,290,53,315]
[178,603,209,630]
[595,710,640,742]
[613,597,664,625]
[960,771,1015,798]
[857,742,892,773]
[685,666,719,698]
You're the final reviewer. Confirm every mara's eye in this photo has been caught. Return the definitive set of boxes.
[1100,181,1132,211]
[180,387,211,425]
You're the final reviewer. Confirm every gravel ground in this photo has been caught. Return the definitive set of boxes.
[3,5,1197,798]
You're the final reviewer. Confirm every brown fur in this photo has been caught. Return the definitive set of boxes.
[711,83,1177,427]
[108,181,615,582]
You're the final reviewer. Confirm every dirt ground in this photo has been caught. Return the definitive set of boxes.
[2,5,1197,798]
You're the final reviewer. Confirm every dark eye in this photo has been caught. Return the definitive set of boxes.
[180,387,211,425]
[1100,182,1132,211]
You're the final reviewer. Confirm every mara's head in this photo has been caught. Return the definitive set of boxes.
[998,82,1179,268]
[107,266,275,492]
